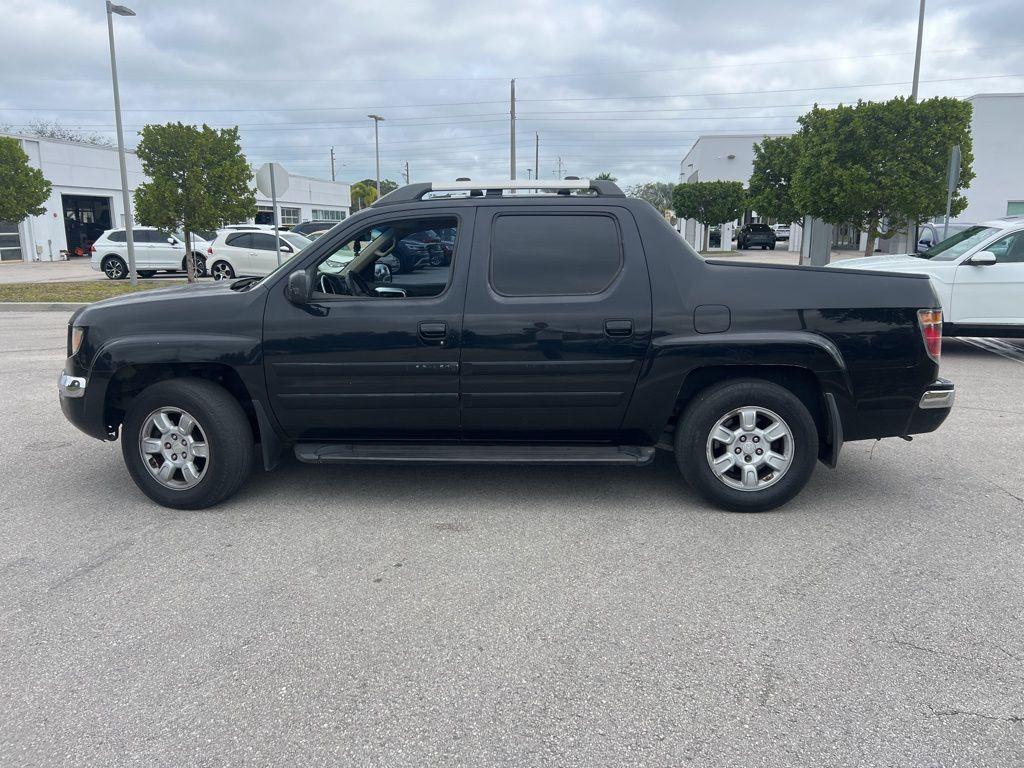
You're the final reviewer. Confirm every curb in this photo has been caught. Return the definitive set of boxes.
[0,302,87,312]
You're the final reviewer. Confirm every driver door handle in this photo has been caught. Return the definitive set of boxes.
[418,321,447,345]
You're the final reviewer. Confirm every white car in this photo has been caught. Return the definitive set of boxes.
[91,227,210,280]
[205,230,312,280]
[772,223,791,241]
[828,217,1024,336]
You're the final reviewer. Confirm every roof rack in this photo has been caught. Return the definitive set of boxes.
[373,178,625,206]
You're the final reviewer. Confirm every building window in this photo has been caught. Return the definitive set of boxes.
[280,207,301,226]
[312,208,346,222]
[1008,201,1024,217]
[255,206,274,225]
[0,221,23,261]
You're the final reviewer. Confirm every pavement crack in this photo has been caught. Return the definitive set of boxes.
[986,480,1024,504]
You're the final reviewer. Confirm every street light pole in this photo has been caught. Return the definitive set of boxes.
[368,114,384,196]
[907,0,926,252]
[105,1,137,287]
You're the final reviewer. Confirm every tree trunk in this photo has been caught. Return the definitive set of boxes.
[702,223,710,253]
[863,223,877,258]
[184,225,196,283]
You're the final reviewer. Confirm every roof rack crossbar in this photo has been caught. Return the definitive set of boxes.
[373,178,624,206]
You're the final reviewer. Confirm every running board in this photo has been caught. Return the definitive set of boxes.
[294,443,656,466]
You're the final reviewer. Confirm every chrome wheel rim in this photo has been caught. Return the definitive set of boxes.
[705,406,793,492]
[211,262,232,280]
[139,407,210,490]
[104,259,125,279]
[194,256,207,277]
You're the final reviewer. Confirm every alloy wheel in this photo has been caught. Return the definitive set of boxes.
[139,407,210,490]
[705,406,793,491]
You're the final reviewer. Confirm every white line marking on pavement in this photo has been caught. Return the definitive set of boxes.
[959,337,1024,366]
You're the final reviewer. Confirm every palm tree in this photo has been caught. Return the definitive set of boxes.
[594,171,617,182]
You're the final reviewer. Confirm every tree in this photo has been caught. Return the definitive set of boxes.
[672,181,747,251]
[594,171,617,181]
[134,123,256,281]
[626,182,676,214]
[351,178,398,211]
[0,136,51,223]
[792,96,974,256]
[24,119,113,147]
[748,135,803,225]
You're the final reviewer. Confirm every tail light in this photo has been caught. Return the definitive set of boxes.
[918,309,942,363]
[89,244,96,253]
[207,246,213,254]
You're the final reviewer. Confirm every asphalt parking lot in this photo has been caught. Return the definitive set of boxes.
[1,311,1022,767]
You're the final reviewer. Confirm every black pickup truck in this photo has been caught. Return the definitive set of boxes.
[59,179,954,512]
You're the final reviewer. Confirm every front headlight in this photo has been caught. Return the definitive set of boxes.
[69,326,86,357]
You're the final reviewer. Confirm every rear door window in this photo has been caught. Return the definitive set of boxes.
[490,214,622,297]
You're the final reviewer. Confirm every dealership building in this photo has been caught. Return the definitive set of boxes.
[675,93,1024,253]
[0,133,351,263]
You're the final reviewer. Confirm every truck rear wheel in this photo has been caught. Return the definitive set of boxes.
[120,378,253,510]
[675,379,818,512]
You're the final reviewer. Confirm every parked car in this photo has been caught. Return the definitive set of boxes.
[737,223,777,250]
[916,221,974,252]
[773,223,791,241]
[59,178,953,512]
[291,220,341,240]
[205,230,312,280]
[828,217,1024,336]
[91,227,210,279]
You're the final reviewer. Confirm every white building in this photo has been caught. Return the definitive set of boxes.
[0,133,351,263]
[677,133,794,251]
[958,93,1024,222]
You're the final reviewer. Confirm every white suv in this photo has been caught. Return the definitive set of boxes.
[206,230,311,280]
[91,228,210,280]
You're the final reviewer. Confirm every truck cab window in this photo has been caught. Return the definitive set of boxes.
[313,216,457,299]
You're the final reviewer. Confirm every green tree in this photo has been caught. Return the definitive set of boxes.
[350,180,378,211]
[594,171,617,181]
[672,180,747,251]
[792,96,974,256]
[133,123,256,281]
[748,135,803,225]
[0,136,51,223]
[626,181,676,214]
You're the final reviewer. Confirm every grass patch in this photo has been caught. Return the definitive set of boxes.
[0,280,181,303]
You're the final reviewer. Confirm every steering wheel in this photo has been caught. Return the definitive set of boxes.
[318,272,347,295]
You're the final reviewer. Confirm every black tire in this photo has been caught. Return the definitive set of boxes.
[121,378,253,510]
[102,255,128,280]
[770,243,776,250]
[674,378,819,513]
[138,270,156,278]
[183,254,208,277]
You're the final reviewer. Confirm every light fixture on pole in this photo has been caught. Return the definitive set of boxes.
[367,114,385,197]
[105,0,138,287]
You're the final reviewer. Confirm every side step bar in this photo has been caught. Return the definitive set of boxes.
[294,443,656,466]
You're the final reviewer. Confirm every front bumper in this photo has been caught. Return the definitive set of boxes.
[906,378,955,435]
[59,362,113,441]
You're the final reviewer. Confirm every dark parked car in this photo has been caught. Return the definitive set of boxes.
[59,179,953,512]
[290,220,341,240]
[737,222,777,250]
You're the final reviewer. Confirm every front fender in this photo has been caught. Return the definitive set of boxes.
[90,333,262,372]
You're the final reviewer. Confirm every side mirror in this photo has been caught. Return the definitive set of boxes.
[970,250,997,266]
[167,237,178,245]
[285,269,310,305]
[280,244,293,254]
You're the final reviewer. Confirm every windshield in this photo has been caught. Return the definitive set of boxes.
[917,226,998,261]
[281,232,312,250]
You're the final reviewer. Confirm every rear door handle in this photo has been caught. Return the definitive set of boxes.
[418,321,448,345]
[604,319,633,337]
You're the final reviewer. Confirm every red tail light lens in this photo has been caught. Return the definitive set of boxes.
[207,246,213,254]
[918,309,942,363]
[89,244,96,253]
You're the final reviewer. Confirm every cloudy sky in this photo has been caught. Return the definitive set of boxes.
[1,0,1022,187]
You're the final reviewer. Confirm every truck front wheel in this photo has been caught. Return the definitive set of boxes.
[675,379,818,512]
[120,378,253,509]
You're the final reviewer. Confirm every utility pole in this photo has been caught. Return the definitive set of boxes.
[534,132,539,185]
[401,161,410,185]
[907,0,926,252]
[527,168,532,180]
[330,146,336,182]
[556,156,564,179]
[105,1,138,287]
[368,114,385,196]
[509,78,516,180]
